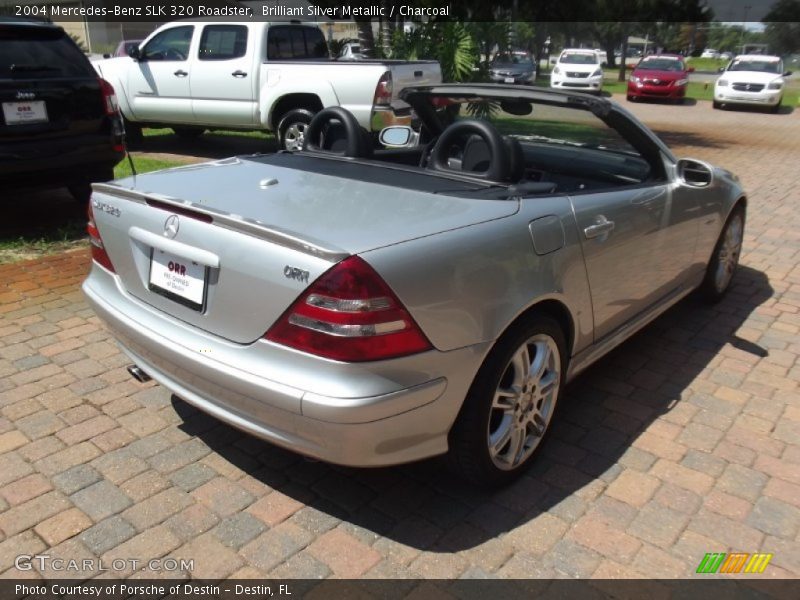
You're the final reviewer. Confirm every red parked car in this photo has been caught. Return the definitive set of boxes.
[627,54,694,103]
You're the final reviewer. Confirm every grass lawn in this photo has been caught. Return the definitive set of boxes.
[114,155,191,179]
[685,57,729,72]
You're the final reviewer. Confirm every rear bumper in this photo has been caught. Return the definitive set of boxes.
[83,264,486,467]
[0,132,124,190]
[370,105,414,132]
[489,73,535,84]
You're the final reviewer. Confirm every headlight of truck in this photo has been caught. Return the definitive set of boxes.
[717,79,728,87]
[768,80,783,90]
[591,68,603,78]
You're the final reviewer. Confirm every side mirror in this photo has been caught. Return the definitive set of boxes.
[677,158,714,188]
[379,126,415,148]
[718,66,725,73]
[784,70,793,77]
[128,46,141,60]
[687,66,695,73]
[103,53,111,59]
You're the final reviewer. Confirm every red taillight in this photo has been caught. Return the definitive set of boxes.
[87,202,116,273]
[99,78,119,116]
[265,256,431,362]
[99,78,124,152]
[373,71,393,106]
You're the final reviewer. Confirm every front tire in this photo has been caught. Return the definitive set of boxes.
[277,109,315,151]
[712,100,722,110]
[699,206,745,303]
[448,314,567,487]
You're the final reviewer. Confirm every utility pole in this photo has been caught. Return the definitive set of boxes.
[739,5,751,53]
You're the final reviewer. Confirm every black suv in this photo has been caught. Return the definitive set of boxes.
[1,18,125,202]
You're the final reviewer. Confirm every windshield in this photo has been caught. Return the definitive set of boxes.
[560,52,599,65]
[637,58,685,71]
[0,25,95,79]
[728,59,782,74]
[493,54,533,67]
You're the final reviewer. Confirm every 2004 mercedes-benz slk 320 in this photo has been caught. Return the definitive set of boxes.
[83,85,746,486]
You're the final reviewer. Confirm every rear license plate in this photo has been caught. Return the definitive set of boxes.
[2,101,48,125]
[504,77,515,83]
[149,249,207,310]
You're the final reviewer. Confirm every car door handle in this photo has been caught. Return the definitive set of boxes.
[584,216,615,239]
[231,70,248,78]
[173,70,188,77]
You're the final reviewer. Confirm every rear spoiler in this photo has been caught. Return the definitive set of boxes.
[91,183,349,262]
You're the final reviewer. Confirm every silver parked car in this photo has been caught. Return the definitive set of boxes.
[83,85,746,486]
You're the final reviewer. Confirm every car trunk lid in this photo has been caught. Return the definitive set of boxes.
[91,155,518,343]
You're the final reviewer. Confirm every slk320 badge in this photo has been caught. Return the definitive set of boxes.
[283,266,309,283]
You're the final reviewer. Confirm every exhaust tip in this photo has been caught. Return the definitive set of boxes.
[127,364,152,383]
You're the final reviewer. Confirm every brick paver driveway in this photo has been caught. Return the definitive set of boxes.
[1,99,798,582]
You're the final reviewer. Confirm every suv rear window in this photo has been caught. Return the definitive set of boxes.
[0,25,95,79]
[267,26,328,60]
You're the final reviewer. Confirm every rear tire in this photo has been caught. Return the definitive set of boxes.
[277,109,315,151]
[172,127,205,139]
[447,313,567,487]
[698,206,745,303]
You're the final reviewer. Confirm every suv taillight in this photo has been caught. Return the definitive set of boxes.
[98,78,119,116]
[265,256,431,362]
[87,202,116,273]
[373,71,393,106]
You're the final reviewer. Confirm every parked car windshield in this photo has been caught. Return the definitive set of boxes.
[0,25,95,79]
[559,52,599,65]
[728,59,783,73]
[637,58,685,71]
[493,54,533,67]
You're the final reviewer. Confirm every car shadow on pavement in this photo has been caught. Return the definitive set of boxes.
[170,265,772,552]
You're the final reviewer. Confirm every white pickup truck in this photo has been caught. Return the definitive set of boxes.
[92,21,441,150]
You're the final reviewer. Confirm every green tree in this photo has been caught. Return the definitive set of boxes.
[390,22,477,82]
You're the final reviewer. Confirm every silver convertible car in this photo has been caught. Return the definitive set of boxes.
[83,85,746,486]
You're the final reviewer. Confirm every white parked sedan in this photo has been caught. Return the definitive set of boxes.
[713,55,791,112]
[550,49,604,94]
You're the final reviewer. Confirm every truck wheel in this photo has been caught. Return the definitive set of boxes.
[123,117,143,149]
[278,109,315,151]
[172,127,205,139]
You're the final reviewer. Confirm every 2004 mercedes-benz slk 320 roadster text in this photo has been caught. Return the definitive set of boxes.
[83,85,746,486]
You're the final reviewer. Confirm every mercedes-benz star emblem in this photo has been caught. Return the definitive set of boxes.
[163,215,180,239]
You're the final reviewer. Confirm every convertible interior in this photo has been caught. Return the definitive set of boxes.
[260,91,665,199]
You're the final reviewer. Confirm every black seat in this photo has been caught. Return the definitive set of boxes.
[461,135,525,183]
[505,136,525,183]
